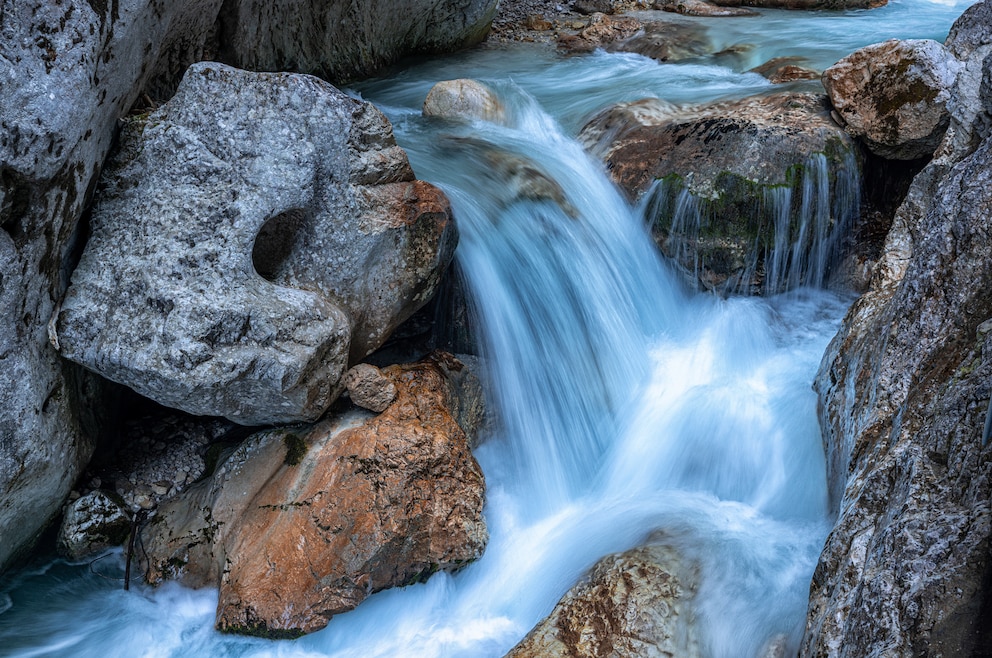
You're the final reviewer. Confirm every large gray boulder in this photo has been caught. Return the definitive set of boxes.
[55,63,456,426]
[215,0,497,83]
[822,39,962,160]
[0,0,222,575]
[802,2,992,655]
[579,93,860,294]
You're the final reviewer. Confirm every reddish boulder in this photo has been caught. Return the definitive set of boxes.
[140,353,487,637]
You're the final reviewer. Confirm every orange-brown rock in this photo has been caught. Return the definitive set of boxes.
[140,353,487,638]
[505,544,701,658]
[608,19,713,62]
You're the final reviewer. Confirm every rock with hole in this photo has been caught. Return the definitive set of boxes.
[55,63,456,425]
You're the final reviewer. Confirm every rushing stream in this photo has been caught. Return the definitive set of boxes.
[0,0,976,656]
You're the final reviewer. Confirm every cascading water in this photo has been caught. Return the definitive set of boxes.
[0,1,977,656]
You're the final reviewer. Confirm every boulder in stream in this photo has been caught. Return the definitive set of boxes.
[579,93,860,294]
[141,353,488,638]
[505,543,701,658]
[822,39,962,160]
[57,491,132,561]
[55,62,456,426]
[423,79,506,123]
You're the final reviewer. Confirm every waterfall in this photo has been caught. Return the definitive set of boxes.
[1,0,976,654]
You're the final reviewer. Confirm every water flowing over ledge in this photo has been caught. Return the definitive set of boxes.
[0,0,978,656]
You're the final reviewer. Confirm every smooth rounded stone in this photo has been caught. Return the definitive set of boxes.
[343,363,397,413]
[215,0,497,83]
[55,62,457,425]
[140,353,487,638]
[579,93,859,294]
[423,79,506,123]
[57,491,132,561]
[823,39,962,160]
[654,0,759,17]
[0,0,223,575]
[750,57,820,83]
[505,544,700,658]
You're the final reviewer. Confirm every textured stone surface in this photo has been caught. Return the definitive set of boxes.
[557,13,642,54]
[750,57,820,83]
[55,63,456,425]
[57,490,132,561]
[215,0,497,83]
[343,363,397,413]
[423,79,506,123]
[579,93,859,293]
[140,353,487,638]
[823,39,961,160]
[0,0,222,574]
[506,544,700,658]
[802,4,992,654]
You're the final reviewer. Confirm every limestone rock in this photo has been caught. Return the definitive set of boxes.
[579,93,859,294]
[802,4,992,654]
[343,363,397,413]
[574,0,622,13]
[0,0,222,575]
[57,491,132,561]
[140,353,488,638]
[55,63,456,425]
[506,544,700,658]
[654,0,759,17]
[214,0,497,83]
[822,39,961,160]
[423,79,506,123]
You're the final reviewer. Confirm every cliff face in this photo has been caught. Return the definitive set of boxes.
[0,0,496,575]
[803,2,992,655]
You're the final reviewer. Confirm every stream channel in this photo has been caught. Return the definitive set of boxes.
[0,0,976,655]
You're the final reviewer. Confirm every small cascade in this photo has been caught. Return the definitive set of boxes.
[644,150,861,295]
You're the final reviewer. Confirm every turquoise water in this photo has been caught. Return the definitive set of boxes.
[0,1,976,655]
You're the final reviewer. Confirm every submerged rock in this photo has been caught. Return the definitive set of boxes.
[609,19,714,62]
[822,39,961,160]
[141,353,487,638]
[803,2,992,654]
[580,93,860,294]
[750,57,820,83]
[709,0,886,7]
[55,63,456,425]
[57,491,132,561]
[423,79,506,123]
[506,544,700,658]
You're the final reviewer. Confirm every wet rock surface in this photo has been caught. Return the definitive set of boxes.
[579,93,859,293]
[803,3,992,654]
[823,39,961,160]
[0,0,224,575]
[55,63,456,426]
[140,353,488,638]
[423,79,507,123]
[57,491,132,561]
[506,543,700,658]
